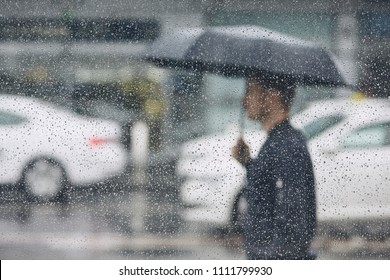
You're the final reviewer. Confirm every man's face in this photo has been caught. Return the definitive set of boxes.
[242,77,271,121]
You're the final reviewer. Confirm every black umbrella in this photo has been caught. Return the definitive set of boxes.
[143,25,348,87]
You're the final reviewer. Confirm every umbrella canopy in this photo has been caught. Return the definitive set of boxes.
[143,25,348,87]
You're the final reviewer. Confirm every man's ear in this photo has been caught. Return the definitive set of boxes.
[267,88,280,101]
[266,89,285,109]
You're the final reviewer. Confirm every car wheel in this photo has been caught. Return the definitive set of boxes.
[22,158,68,202]
[231,192,247,234]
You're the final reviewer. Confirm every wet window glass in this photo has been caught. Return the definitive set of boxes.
[2,1,390,269]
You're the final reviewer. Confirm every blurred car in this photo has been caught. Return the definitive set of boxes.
[0,94,127,202]
[178,97,390,230]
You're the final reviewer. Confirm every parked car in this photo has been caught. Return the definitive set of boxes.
[178,97,390,230]
[0,94,128,202]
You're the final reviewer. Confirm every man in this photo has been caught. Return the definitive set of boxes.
[231,74,317,260]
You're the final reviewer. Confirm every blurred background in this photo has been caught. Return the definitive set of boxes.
[1,0,390,260]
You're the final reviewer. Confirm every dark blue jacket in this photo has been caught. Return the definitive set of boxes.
[244,120,316,260]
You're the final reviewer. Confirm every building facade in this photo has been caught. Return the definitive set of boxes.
[2,0,390,93]
[1,0,390,152]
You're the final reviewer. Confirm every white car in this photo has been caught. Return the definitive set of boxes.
[178,97,390,229]
[0,94,128,202]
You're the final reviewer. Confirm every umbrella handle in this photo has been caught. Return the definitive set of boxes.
[239,105,245,137]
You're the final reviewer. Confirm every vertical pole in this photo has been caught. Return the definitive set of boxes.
[131,120,149,186]
[130,120,149,234]
[335,14,359,95]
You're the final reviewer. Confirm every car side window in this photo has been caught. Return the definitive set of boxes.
[0,110,27,125]
[302,114,344,140]
[341,123,390,149]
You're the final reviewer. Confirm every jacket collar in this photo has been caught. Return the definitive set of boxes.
[268,118,291,136]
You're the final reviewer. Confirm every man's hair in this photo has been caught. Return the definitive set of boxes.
[252,73,297,110]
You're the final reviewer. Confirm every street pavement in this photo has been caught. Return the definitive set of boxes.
[1,185,390,260]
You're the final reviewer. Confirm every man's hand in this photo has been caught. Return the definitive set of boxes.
[231,138,250,166]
